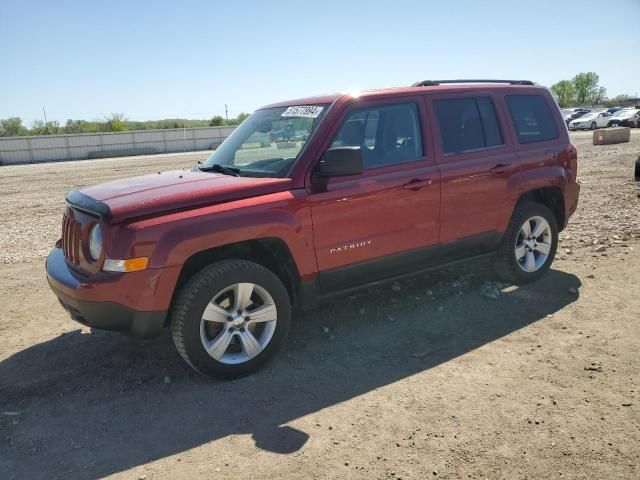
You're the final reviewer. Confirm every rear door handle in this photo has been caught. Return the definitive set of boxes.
[489,163,511,174]
[402,178,433,191]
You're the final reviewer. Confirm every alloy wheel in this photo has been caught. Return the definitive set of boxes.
[515,216,553,273]
[200,282,277,364]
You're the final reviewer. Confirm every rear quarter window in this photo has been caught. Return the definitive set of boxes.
[506,95,558,144]
[434,97,503,155]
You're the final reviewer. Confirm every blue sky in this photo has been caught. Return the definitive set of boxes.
[1,0,639,124]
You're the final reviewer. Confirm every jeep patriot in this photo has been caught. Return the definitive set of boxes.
[46,79,580,378]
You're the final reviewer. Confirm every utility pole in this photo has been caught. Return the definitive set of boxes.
[224,104,229,124]
[42,106,49,135]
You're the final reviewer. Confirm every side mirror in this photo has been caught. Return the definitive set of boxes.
[314,147,363,179]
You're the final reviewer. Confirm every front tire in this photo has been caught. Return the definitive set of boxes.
[493,202,558,284]
[170,259,291,379]
[590,122,597,130]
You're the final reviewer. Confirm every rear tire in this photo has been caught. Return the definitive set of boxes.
[493,202,558,284]
[170,259,291,379]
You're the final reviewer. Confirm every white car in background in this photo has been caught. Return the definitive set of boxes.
[568,111,611,130]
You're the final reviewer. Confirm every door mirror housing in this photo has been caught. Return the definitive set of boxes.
[314,147,363,179]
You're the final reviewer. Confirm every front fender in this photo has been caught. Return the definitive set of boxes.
[114,189,317,280]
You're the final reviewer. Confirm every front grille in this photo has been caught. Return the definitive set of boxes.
[61,209,81,264]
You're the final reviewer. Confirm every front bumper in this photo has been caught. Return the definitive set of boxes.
[46,247,170,338]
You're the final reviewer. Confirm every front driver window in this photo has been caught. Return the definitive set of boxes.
[330,103,423,169]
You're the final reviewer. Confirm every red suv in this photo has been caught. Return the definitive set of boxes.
[46,80,580,378]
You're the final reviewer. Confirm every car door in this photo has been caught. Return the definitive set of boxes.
[427,92,518,251]
[307,98,441,292]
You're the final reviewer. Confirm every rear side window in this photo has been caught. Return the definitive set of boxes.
[331,103,423,169]
[506,95,558,144]
[434,97,503,154]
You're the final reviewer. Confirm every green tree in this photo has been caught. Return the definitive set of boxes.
[572,72,599,105]
[593,86,607,105]
[550,80,576,108]
[31,120,47,135]
[31,120,60,135]
[64,119,101,134]
[209,115,225,126]
[0,117,25,137]
[604,94,632,107]
[64,119,83,133]
[126,121,147,131]
[233,112,250,125]
[103,113,127,132]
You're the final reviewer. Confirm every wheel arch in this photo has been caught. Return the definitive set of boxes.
[171,238,303,319]
[516,186,565,230]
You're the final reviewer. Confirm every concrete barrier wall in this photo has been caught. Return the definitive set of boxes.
[593,127,631,145]
[0,126,235,166]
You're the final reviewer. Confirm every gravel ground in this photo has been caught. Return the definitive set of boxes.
[0,131,639,479]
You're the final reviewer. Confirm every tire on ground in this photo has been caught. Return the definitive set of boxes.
[493,202,558,284]
[170,259,291,379]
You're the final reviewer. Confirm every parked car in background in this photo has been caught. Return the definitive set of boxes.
[619,109,640,128]
[561,108,575,122]
[563,108,591,125]
[607,106,622,114]
[562,109,579,124]
[568,111,611,130]
[607,108,640,128]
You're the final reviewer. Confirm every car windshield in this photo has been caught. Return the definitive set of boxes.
[577,113,596,120]
[200,105,328,178]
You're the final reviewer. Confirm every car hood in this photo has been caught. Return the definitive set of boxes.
[73,169,292,222]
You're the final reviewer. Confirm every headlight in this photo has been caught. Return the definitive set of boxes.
[89,224,102,260]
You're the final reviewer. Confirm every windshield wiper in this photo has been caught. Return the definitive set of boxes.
[198,163,241,177]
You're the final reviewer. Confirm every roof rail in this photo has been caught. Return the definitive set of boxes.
[412,79,535,87]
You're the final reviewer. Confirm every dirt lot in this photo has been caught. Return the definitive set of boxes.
[1,132,639,480]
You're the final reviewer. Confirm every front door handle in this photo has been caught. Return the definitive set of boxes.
[402,178,433,191]
[489,163,511,174]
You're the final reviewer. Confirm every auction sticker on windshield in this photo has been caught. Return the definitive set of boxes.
[281,106,324,118]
